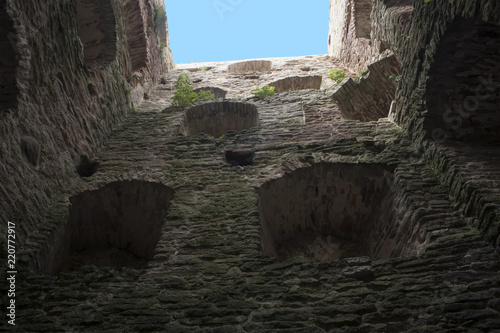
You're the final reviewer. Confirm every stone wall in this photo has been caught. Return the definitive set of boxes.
[328,0,387,72]
[0,0,173,251]
[2,0,500,332]
[332,51,402,121]
[372,0,500,252]
[6,53,499,331]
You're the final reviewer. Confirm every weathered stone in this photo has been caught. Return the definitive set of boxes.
[332,51,401,121]
[3,1,500,332]
[228,60,272,73]
[268,76,323,93]
[180,101,259,137]
[193,86,227,99]
[20,136,41,166]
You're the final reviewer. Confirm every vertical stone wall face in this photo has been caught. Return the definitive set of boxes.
[332,51,402,121]
[0,2,18,112]
[124,0,148,72]
[76,0,118,68]
[328,0,349,59]
[328,0,385,71]
[373,0,500,252]
[0,0,173,250]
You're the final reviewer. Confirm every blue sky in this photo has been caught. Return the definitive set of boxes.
[164,0,330,64]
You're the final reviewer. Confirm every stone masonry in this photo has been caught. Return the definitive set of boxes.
[1,0,500,332]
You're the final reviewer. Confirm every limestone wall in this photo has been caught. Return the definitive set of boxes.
[0,0,173,250]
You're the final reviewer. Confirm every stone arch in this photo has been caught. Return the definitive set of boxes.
[193,87,227,99]
[0,3,18,112]
[44,180,174,274]
[76,0,117,68]
[424,19,500,144]
[181,101,259,137]
[258,163,421,262]
[123,0,149,72]
[268,76,322,93]
[353,0,372,39]
[228,60,272,73]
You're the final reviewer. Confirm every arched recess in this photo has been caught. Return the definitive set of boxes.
[424,19,500,145]
[268,76,322,93]
[181,101,259,137]
[0,3,18,112]
[258,163,421,262]
[228,60,272,73]
[193,87,227,99]
[76,0,117,68]
[353,0,372,39]
[124,0,149,72]
[44,180,174,274]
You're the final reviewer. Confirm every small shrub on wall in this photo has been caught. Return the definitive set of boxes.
[329,69,346,84]
[252,85,275,98]
[171,74,215,106]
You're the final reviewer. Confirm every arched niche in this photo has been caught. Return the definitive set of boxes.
[123,0,149,72]
[76,0,118,68]
[44,180,174,274]
[258,163,420,262]
[181,101,259,137]
[268,76,322,93]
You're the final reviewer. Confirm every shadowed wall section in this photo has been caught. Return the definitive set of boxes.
[76,0,117,68]
[332,52,401,121]
[181,101,259,137]
[0,3,18,112]
[43,181,174,274]
[424,19,500,144]
[258,163,424,263]
[124,0,149,72]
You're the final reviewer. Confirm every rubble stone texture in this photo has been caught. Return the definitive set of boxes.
[1,0,500,332]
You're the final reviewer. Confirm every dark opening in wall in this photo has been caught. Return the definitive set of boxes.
[181,101,259,137]
[124,0,149,72]
[76,0,117,68]
[424,19,500,145]
[76,155,98,177]
[268,76,323,93]
[228,60,272,73]
[0,4,18,112]
[258,163,418,263]
[353,0,372,39]
[193,87,227,99]
[45,181,173,274]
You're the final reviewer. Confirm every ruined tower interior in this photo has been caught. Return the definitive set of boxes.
[1,0,500,331]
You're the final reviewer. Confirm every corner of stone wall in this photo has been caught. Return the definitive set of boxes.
[0,0,174,251]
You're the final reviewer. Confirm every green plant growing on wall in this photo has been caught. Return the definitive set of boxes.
[252,85,275,98]
[171,74,215,106]
[199,66,207,73]
[389,74,402,82]
[421,0,432,7]
[359,68,369,76]
[329,69,346,84]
